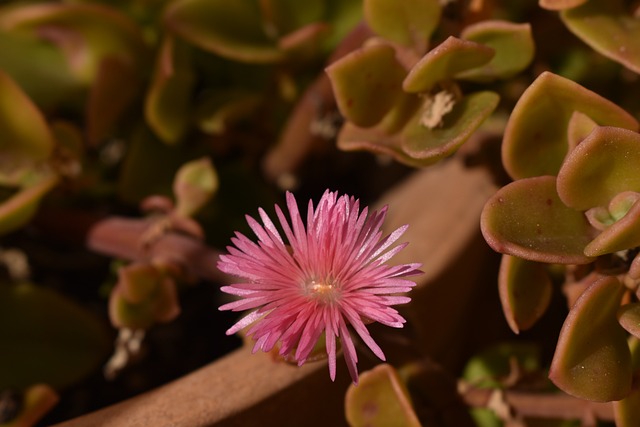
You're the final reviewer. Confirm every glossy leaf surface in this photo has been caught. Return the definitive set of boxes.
[498,255,553,334]
[403,36,494,93]
[0,70,55,180]
[0,174,59,236]
[0,3,146,83]
[145,37,195,145]
[337,91,499,167]
[502,72,638,180]
[326,43,406,128]
[345,364,420,427]
[481,176,595,264]
[458,21,534,81]
[364,0,440,50]
[549,276,631,402]
[618,304,640,340]
[165,0,283,63]
[583,196,640,257]
[561,1,640,74]
[557,126,640,211]
[0,283,110,389]
[401,91,499,161]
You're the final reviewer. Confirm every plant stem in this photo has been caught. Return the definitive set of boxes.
[459,382,614,423]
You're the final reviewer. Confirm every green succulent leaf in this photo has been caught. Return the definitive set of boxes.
[165,0,284,63]
[502,72,638,180]
[0,3,147,84]
[614,387,640,427]
[86,55,140,146]
[337,91,499,167]
[583,194,640,257]
[549,276,631,402]
[463,341,540,388]
[539,0,587,10]
[480,176,595,264]
[336,122,428,168]
[0,31,81,109]
[498,255,553,334]
[566,111,598,151]
[0,69,55,181]
[173,157,219,218]
[401,91,499,162]
[196,90,262,135]
[344,364,421,427]
[260,0,325,37]
[109,273,180,330]
[557,127,640,211]
[618,304,640,340]
[363,0,441,51]
[561,0,640,74]
[614,337,640,426]
[0,282,111,389]
[117,126,203,205]
[0,174,59,236]
[403,36,494,93]
[326,42,407,128]
[458,21,534,82]
[145,37,195,145]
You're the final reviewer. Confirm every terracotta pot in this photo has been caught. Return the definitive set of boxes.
[55,156,503,426]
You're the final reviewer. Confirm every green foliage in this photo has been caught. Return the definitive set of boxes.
[344,364,421,427]
[0,283,110,389]
[549,276,631,402]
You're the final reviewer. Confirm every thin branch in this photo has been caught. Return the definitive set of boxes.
[86,216,232,285]
[459,382,614,423]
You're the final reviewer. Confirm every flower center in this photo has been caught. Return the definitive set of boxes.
[305,277,340,302]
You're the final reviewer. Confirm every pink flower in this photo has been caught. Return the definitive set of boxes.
[218,190,421,383]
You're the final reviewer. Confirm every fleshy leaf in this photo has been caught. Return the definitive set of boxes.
[165,0,284,63]
[498,255,553,334]
[458,21,534,81]
[0,283,110,389]
[480,176,595,264]
[109,274,180,329]
[173,157,218,218]
[6,384,59,427]
[401,91,499,161]
[0,30,81,110]
[549,276,631,402]
[403,36,494,93]
[583,194,640,257]
[557,126,640,211]
[337,91,499,167]
[326,42,406,128]
[502,72,638,180]
[260,0,324,36]
[614,337,640,427]
[618,304,640,340]
[566,110,598,151]
[539,0,587,10]
[561,1,640,74]
[145,37,195,145]
[118,263,163,304]
[344,364,421,427]
[86,56,140,146]
[0,3,147,84]
[0,70,55,179]
[463,342,540,388]
[0,174,59,236]
[363,0,441,51]
[615,386,640,427]
[196,90,262,135]
[336,122,428,168]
